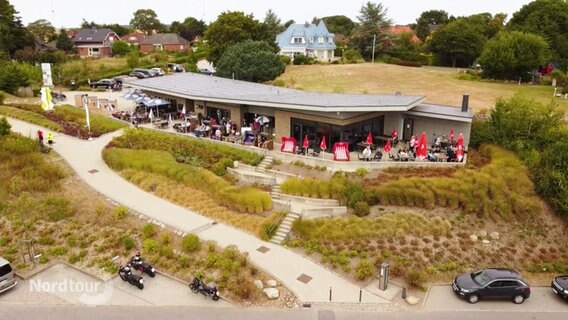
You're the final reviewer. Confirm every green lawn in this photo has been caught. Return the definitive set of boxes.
[275,63,568,112]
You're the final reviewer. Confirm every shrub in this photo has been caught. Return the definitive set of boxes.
[353,201,370,217]
[121,235,136,250]
[143,239,159,254]
[142,223,155,239]
[394,60,422,67]
[343,49,362,64]
[293,54,310,65]
[355,259,375,280]
[279,55,291,65]
[181,233,201,253]
[0,116,11,136]
[405,269,427,289]
[355,168,368,177]
[113,206,128,220]
[50,246,68,256]
[0,92,5,105]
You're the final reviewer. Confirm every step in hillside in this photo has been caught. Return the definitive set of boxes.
[269,212,301,245]
[270,185,281,199]
[256,155,274,173]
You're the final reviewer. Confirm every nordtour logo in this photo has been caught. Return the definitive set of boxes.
[29,278,114,305]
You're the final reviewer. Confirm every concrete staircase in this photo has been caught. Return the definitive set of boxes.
[256,155,274,173]
[270,184,281,199]
[269,212,301,245]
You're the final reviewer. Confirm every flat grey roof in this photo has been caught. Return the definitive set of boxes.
[407,103,473,122]
[125,72,426,112]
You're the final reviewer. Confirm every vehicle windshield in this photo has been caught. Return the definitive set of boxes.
[471,270,492,286]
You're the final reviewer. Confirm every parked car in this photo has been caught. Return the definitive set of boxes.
[131,68,154,78]
[552,275,568,299]
[198,68,215,76]
[129,71,150,79]
[452,268,531,304]
[0,256,17,294]
[167,63,185,73]
[89,78,117,89]
[150,67,165,76]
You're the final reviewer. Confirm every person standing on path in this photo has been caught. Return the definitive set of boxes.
[37,130,44,144]
[47,132,54,145]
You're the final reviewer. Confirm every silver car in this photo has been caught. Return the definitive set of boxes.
[0,256,17,293]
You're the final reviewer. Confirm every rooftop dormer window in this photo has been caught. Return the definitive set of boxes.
[292,37,304,44]
[318,36,324,44]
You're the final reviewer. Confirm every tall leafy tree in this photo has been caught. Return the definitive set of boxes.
[351,1,393,60]
[204,11,263,64]
[56,29,74,53]
[170,17,206,41]
[478,31,550,80]
[428,18,487,67]
[27,19,56,42]
[508,0,568,67]
[322,15,356,36]
[261,9,284,42]
[130,9,163,35]
[414,10,449,41]
[216,40,285,82]
[0,0,35,58]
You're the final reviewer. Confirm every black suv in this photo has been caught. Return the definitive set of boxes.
[552,275,568,299]
[452,268,531,304]
[90,79,117,89]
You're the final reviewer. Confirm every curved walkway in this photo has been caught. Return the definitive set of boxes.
[7,118,390,305]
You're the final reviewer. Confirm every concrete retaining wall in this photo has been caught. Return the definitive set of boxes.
[227,167,276,186]
[301,206,347,220]
[279,194,339,207]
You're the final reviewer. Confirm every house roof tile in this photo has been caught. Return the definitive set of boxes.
[140,33,190,45]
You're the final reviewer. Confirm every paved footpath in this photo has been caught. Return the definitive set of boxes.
[7,118,391,306]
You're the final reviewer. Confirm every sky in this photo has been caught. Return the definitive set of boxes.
[11,0,534,28]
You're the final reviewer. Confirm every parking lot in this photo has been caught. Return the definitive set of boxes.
[424,285,567,312]
[0,264,230,307]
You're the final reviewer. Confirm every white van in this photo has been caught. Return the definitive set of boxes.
[0,257,17,293]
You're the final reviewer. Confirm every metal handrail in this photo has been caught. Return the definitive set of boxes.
[268,209,288,237]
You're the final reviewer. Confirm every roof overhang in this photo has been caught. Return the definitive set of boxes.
[126,81,424,113]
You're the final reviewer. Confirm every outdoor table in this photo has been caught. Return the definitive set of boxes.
[435,154,448,162]
[356,142,376,151]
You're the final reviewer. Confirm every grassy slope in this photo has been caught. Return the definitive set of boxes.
[276,64,568,112]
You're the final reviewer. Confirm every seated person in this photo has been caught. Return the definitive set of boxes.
[214,128,222,140]
[362,145,372,161]
[374,149,383,161]
[427,151,437,162]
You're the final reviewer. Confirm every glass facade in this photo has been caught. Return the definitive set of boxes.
[291,115,385,152]
[206,106,231,122]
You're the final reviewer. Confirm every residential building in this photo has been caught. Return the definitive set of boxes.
[123,32,146,46]
[139,33,190,53]
[72,28,120,57]
[387,25,420,43]
[276,21,336,61]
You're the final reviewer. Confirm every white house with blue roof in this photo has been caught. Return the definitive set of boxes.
[276,21,336,61]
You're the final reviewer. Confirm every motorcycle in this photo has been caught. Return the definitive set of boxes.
[118,265,144,290]
[130,254,156,277]
[189,277,219,301]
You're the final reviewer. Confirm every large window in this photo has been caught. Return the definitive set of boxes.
[291,115,384,151]
[292,37,304,44]
[206,106,231,122]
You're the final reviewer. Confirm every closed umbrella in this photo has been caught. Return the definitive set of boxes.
[456,133,464,162]
[416,132,427,160]
[366,131,373,145]
[302,134,309,152]
[392,128,398,141]
[320,136,327,159]
[384,139,391,159]
[450,129,455,143]
[148,109,154,122]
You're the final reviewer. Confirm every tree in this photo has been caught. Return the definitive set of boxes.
[0,0,35,58]
[215,40,285,82]
[130,9,162,35]
[428,18,486,67]
[111,40,130,56]
[0,61,30,94]
[27,19,56,42]
[351,1,393,60]
[170,17,206,41]
[283,19,295,28]
[0,116,11,136]
[508,0,568,68]
[79,19,131,36]
[204,11,263,64]
[414,10,449,41]
[322,15,356,36]
[478,31,550,80]
[261,9,284,42]
[56,29,74,53]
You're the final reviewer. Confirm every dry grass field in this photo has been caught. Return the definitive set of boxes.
[276,63,568,112]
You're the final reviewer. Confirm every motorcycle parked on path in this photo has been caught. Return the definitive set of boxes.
[118,265,144,290]
[130,252,156,277]
[189,277,219,301]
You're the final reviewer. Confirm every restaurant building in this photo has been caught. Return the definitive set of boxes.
[125,73,473,151]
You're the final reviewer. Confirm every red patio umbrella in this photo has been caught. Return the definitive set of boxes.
[320,135,327,150]
[449,129,455,143]
[302,134,309,149]
[384,139,391,154]
[456,133,464,161]
[391,128,398,141]
[417,132,427,160]
[366,131,373,145]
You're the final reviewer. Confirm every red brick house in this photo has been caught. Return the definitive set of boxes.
[123,32,146,46]
[387,25,420,43]
[139,33,190,53]
[72,28,120,58]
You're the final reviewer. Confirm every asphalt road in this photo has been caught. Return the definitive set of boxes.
[1,305,567,320]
